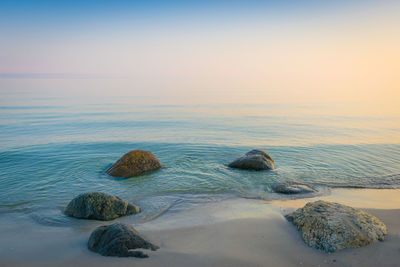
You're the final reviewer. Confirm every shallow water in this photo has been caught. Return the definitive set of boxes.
[0,94,399,226]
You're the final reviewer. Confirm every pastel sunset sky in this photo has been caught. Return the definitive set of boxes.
[0,0,399,111]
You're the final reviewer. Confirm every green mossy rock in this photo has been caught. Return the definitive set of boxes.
[65,192,140,221]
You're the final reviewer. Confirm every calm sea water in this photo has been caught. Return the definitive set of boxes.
[0,94,399,226]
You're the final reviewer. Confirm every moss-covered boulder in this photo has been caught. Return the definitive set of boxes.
[88,223,159,258]
[106,150,162,177]
[65,192,140,221]
[228,149,275,170]
[285,200,387,252]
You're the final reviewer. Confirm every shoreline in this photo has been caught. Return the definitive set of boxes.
[1,188,399,266]
[268,187,400,210]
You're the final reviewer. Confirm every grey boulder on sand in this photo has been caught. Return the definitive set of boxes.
[285,200,387,252]
[106,150,162,177]
[65,192,140,221]
[272,181,316,194]
[229,149,275,170]
[88,223,159,258]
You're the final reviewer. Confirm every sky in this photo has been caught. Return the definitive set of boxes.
[0,0,399,110]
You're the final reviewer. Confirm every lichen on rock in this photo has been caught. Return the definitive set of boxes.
[285,200,387,252]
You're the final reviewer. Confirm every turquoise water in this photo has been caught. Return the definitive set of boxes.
[0,96,400,225]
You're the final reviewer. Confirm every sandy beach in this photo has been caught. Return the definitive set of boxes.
[1,188,399,267]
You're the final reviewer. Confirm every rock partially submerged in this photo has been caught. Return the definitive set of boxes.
[106,150,162,177]
[228,149,275,170]
[65,192,140,221]
[285,200,387,252]
[88,223,159,258]
[272,182,316,194]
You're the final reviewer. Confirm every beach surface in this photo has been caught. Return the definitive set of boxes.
[1,188,399,267]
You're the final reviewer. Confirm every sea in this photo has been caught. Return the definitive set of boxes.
[0,91,399,228]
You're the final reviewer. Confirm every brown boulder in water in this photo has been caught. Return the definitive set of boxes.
[106,150,162,177]
[228,149,275,170]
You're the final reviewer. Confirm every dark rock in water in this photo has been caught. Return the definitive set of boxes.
[272,182,316,194]
[88,223,159,257]
[285,200,387,252]
[106,150,162,177]
[228,149,275,170]
[65,192,140,221]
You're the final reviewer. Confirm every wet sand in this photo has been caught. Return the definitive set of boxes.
[1,189,399,267]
